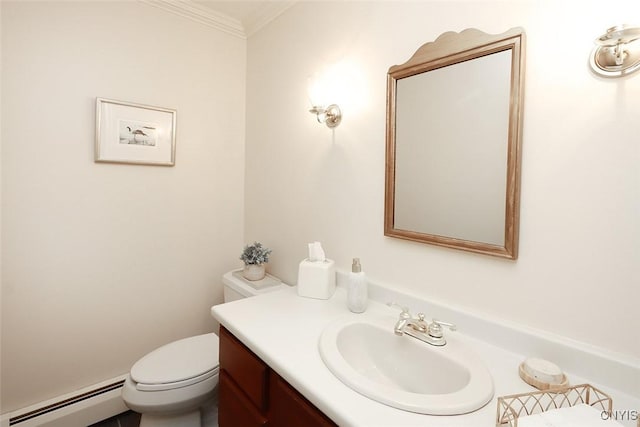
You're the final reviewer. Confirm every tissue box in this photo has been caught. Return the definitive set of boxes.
[297,259,336,299]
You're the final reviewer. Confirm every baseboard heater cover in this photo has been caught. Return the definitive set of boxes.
[4,377,128,427]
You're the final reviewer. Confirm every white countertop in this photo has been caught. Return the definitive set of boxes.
[211,285,639,427]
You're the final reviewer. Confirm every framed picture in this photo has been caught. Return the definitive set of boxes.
[95,98,177,166]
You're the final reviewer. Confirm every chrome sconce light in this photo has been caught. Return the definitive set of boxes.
[590,25,640,77]
[309,104,342,128]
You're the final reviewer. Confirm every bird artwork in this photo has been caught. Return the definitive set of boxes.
[120,122,157,146]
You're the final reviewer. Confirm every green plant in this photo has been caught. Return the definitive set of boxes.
[240,242,272,265]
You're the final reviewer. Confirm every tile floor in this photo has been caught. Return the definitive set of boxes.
[90,396,218,427]
[88,411,139,427]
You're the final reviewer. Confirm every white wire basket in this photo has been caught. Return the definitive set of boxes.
[496,384,614,427]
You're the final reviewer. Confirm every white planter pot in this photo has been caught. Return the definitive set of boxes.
[243,264,266,281]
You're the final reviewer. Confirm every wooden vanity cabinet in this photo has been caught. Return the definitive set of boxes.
[219,371,268,427]
[218,326,336,427]
[268,369,336,427]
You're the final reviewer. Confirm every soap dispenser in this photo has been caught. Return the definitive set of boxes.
[347,258,368,313]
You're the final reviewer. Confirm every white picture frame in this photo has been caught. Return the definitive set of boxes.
[95,98,177,166]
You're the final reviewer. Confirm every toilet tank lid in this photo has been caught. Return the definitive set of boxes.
[223,269,287,297]
[131,333,219,385]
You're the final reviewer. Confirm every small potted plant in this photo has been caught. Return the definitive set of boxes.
[239,241,272,281]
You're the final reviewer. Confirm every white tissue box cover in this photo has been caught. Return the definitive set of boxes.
[297,259,336,300]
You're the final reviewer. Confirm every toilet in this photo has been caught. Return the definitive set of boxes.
[122,270,285,427]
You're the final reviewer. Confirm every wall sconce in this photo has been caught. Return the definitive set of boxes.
[309,104,342,128]
[590,25,640,77]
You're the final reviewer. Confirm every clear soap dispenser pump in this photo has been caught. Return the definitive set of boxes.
[347,258,368,313]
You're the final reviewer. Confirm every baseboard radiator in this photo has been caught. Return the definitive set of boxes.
[1,376,129,427]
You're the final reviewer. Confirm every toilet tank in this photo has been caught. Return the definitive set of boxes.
[222,269,287,302]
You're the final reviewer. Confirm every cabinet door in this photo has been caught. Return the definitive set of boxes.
[268,371,337,427]
[219,371,268,427]
[219,327,269,412]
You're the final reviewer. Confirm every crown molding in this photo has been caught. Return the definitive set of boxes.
[140,0,246,39]
[243,1,296,38]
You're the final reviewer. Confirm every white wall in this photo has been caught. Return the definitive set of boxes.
[245,0,640,361]
[1,1,245,412]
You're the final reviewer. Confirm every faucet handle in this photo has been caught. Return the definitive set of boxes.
[433,319,457,331]
[387,302,411,318]
[428,319,457,338]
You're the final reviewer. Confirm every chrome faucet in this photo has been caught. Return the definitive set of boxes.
[389,303,412,334]
[388,303,457,346]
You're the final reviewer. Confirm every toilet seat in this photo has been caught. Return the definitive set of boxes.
[131,333,220,392]
[135,366,220,391]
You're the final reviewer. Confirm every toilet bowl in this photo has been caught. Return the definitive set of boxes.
[122,270,286,427]
[122,333,219,427]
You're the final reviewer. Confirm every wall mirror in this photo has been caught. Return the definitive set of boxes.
[384,28,525,259]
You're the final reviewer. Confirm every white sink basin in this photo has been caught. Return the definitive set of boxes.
[319,314,494,415]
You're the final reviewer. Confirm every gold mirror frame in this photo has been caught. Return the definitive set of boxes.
[384,28,526,259]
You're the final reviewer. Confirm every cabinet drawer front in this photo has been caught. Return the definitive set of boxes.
[219,327,269,411]
[269,371,337,427]
[219,371,268,427]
